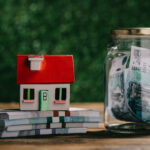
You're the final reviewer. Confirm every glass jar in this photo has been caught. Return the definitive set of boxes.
[104,28,150,134]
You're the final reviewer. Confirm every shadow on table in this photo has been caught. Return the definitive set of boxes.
[0,130,149,145]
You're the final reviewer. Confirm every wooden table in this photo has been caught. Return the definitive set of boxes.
[0,103,150,150]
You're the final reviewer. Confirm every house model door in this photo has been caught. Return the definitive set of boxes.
[40,90,50,111]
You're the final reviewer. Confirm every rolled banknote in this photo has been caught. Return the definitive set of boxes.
[108,46,150,123]
[108,52,142,122]
[124,69,150,123]
[108,72,142,122]
[130,46,150,72]
[109,53,130,76]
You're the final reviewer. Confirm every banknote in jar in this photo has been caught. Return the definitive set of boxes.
[108,72,142,122]
[124,69,150,123]
[130,46,150,72]
[108,53,141,122]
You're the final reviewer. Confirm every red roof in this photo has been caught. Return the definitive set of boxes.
[17,55,75,84]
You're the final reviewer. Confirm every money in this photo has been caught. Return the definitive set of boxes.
[0,108,100,120]
[0,116,102,129]
[109,53,129,76]
[0,108,102,138]
[0,128,87,138]
[108,51,141,122]
[107,45,150,124]
[6,123,99,131]
[108,72,141,122]
[108,45,150,123]
[124,69,150,123]
[130,46,150,72]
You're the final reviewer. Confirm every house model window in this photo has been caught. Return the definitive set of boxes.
[28,56,44,71]
[23,88,35,103]
[55,88,66,104]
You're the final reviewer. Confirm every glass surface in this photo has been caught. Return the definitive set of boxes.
[104,36,150,134]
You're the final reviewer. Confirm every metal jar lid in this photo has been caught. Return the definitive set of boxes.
[111,28,150,37]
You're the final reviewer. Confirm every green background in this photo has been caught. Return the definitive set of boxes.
[0,0,149,102]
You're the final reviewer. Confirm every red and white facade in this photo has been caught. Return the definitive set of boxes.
[17,55,75,110]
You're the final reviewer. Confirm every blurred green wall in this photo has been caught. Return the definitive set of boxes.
[0,0,149,102]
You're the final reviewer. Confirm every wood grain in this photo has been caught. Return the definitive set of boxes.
[0,103,150,150]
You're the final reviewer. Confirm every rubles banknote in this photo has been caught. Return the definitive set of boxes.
[124,69,150,123]
[108,46,150,123]
[108,71,142,122]
[130,46,150,72]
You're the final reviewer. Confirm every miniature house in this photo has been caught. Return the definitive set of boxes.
[17,55,75,111]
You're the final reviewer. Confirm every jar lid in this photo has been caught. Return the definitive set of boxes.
[111,28,150,37]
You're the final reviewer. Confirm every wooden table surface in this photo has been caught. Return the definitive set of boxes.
[0,103,150,150]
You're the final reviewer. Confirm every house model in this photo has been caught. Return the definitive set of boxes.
[17,55,75,111]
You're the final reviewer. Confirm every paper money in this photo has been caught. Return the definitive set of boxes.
[124,69,150,123]
[0,116,102,129]
[6,122,99,131]
[0,108,100,120]
[108,72,141,122]
[0,128,87,138]
[108,46,150,123]
[130,46,150,72]
[108,52,135,121]
[108,53,129,118]
[109,53,129,76]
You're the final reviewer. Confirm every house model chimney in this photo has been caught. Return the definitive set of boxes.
[28,56,44,71]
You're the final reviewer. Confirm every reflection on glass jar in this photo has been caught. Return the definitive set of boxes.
[104,28,150,134]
